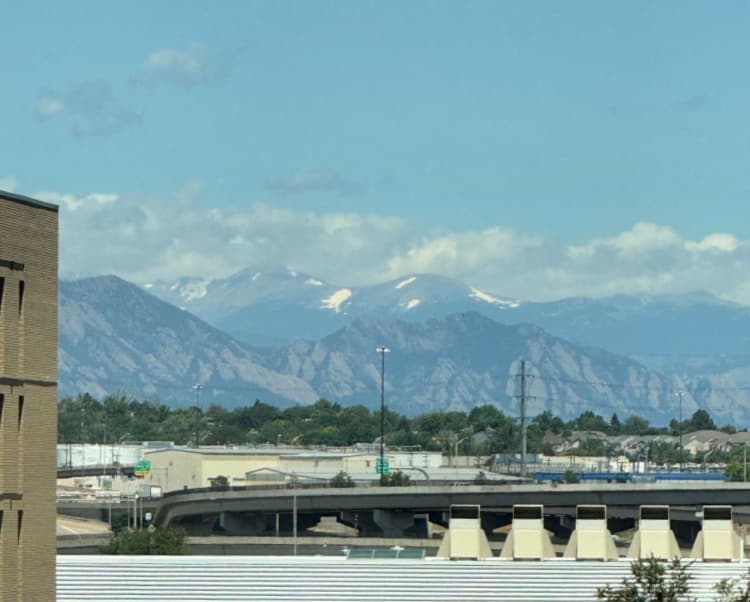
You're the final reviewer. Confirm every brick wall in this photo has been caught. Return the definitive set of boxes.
[0,193,58,601]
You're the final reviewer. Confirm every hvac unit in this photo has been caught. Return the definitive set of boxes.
[564,505,618,560]
[691,505,740,561]
[436,505,493,560]
[627,505,680,559]
[500,505,555,560]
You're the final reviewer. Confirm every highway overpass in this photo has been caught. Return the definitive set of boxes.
[57,464,135,479]
[151,482,750,539]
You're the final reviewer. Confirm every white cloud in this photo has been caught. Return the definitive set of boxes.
[265,170,363,197]
[0,176,19,193]
[686,233,738,253]
[34,80,141,138]
[50,186,750,306]
[35,96,64,117]
[35,191,118,212]
[135,43,244,87]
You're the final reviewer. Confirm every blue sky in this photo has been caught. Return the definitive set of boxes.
[3,1,750,301]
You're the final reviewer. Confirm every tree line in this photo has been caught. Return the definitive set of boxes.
[57,393,741,459]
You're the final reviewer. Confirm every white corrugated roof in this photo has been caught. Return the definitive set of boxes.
[57,555,750,601]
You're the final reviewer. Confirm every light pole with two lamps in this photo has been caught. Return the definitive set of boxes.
[193,383,202,448]
[376,346,390,485]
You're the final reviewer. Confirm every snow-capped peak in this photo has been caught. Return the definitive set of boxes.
[321,288,352,313]
[395,276,417,289]
[180,280,210,302]
[469,287,520,309]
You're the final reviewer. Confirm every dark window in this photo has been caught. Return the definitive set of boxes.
[0,393,4,426]
[17,396,23,432]
[577,505,606,520]
[451,505,480,520]
[514,505,543,520]
[704,506,732,521]
[0,510,3,536]
[640,506,669,520]
[0,276,5,313]
[18,280,24,317]
[17,510,22,543]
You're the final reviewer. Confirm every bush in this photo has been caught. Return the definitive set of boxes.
[209,475,230,490]
[596,557,693,602]
[329,471,355,488]
[715,571,750,602]
[381,471,411,487]
[100,526,188,555]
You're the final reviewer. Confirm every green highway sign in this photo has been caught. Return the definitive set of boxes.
[375,458,390,475]
[134,459,151,477]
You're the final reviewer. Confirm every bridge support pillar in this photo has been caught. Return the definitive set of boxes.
[481,512,511,538]
[373,509,415,538]
[219,511,271,535]
[338,511,379,536]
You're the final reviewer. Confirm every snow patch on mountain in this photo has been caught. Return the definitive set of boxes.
[395,276,417,289]
[406,298,421,310]
[469,287,520,308]
[167,279,210,302]
[252,272,262,281]
[305,278,323,286]
[321,289,352,313]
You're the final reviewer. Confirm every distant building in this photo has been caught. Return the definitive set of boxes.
[142,446,455,492]
[0,190,58,600]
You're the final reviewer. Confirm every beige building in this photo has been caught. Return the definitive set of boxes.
[0,191,58,601]
[143,447,399,491]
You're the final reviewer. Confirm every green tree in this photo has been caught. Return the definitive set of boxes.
[571,410,609,433]
[329,471,355,488]
[688,409,717,431]
[532,410,566,435]
[209,475,230,490]
[381,471,411,487]
[100,527,187,555]
[622,415,651,435]
[726,460,746,482]
[610,413,621,434]
[468,405,508,430]
[596,557,694,602]
[715,571,750,602]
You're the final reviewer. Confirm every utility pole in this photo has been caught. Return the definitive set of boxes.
[192,383,202,448]
[514,360,535,477]
[676,391,684,471]
[376,346,390,485]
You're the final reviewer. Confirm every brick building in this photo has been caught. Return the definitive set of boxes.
[0,190,58,600]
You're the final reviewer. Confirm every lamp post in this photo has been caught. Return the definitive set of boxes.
[192,383,202,448]
[676,391,684,471]
[376,346,390,484]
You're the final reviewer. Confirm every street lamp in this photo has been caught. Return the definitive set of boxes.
[376,346,390,484]
[193,383,202,448]
[675,391,684,471]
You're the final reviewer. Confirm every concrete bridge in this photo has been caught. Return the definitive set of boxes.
[57,464,135,479]
[151,482,750,541]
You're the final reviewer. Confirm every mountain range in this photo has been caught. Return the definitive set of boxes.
[57,270,750,423]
